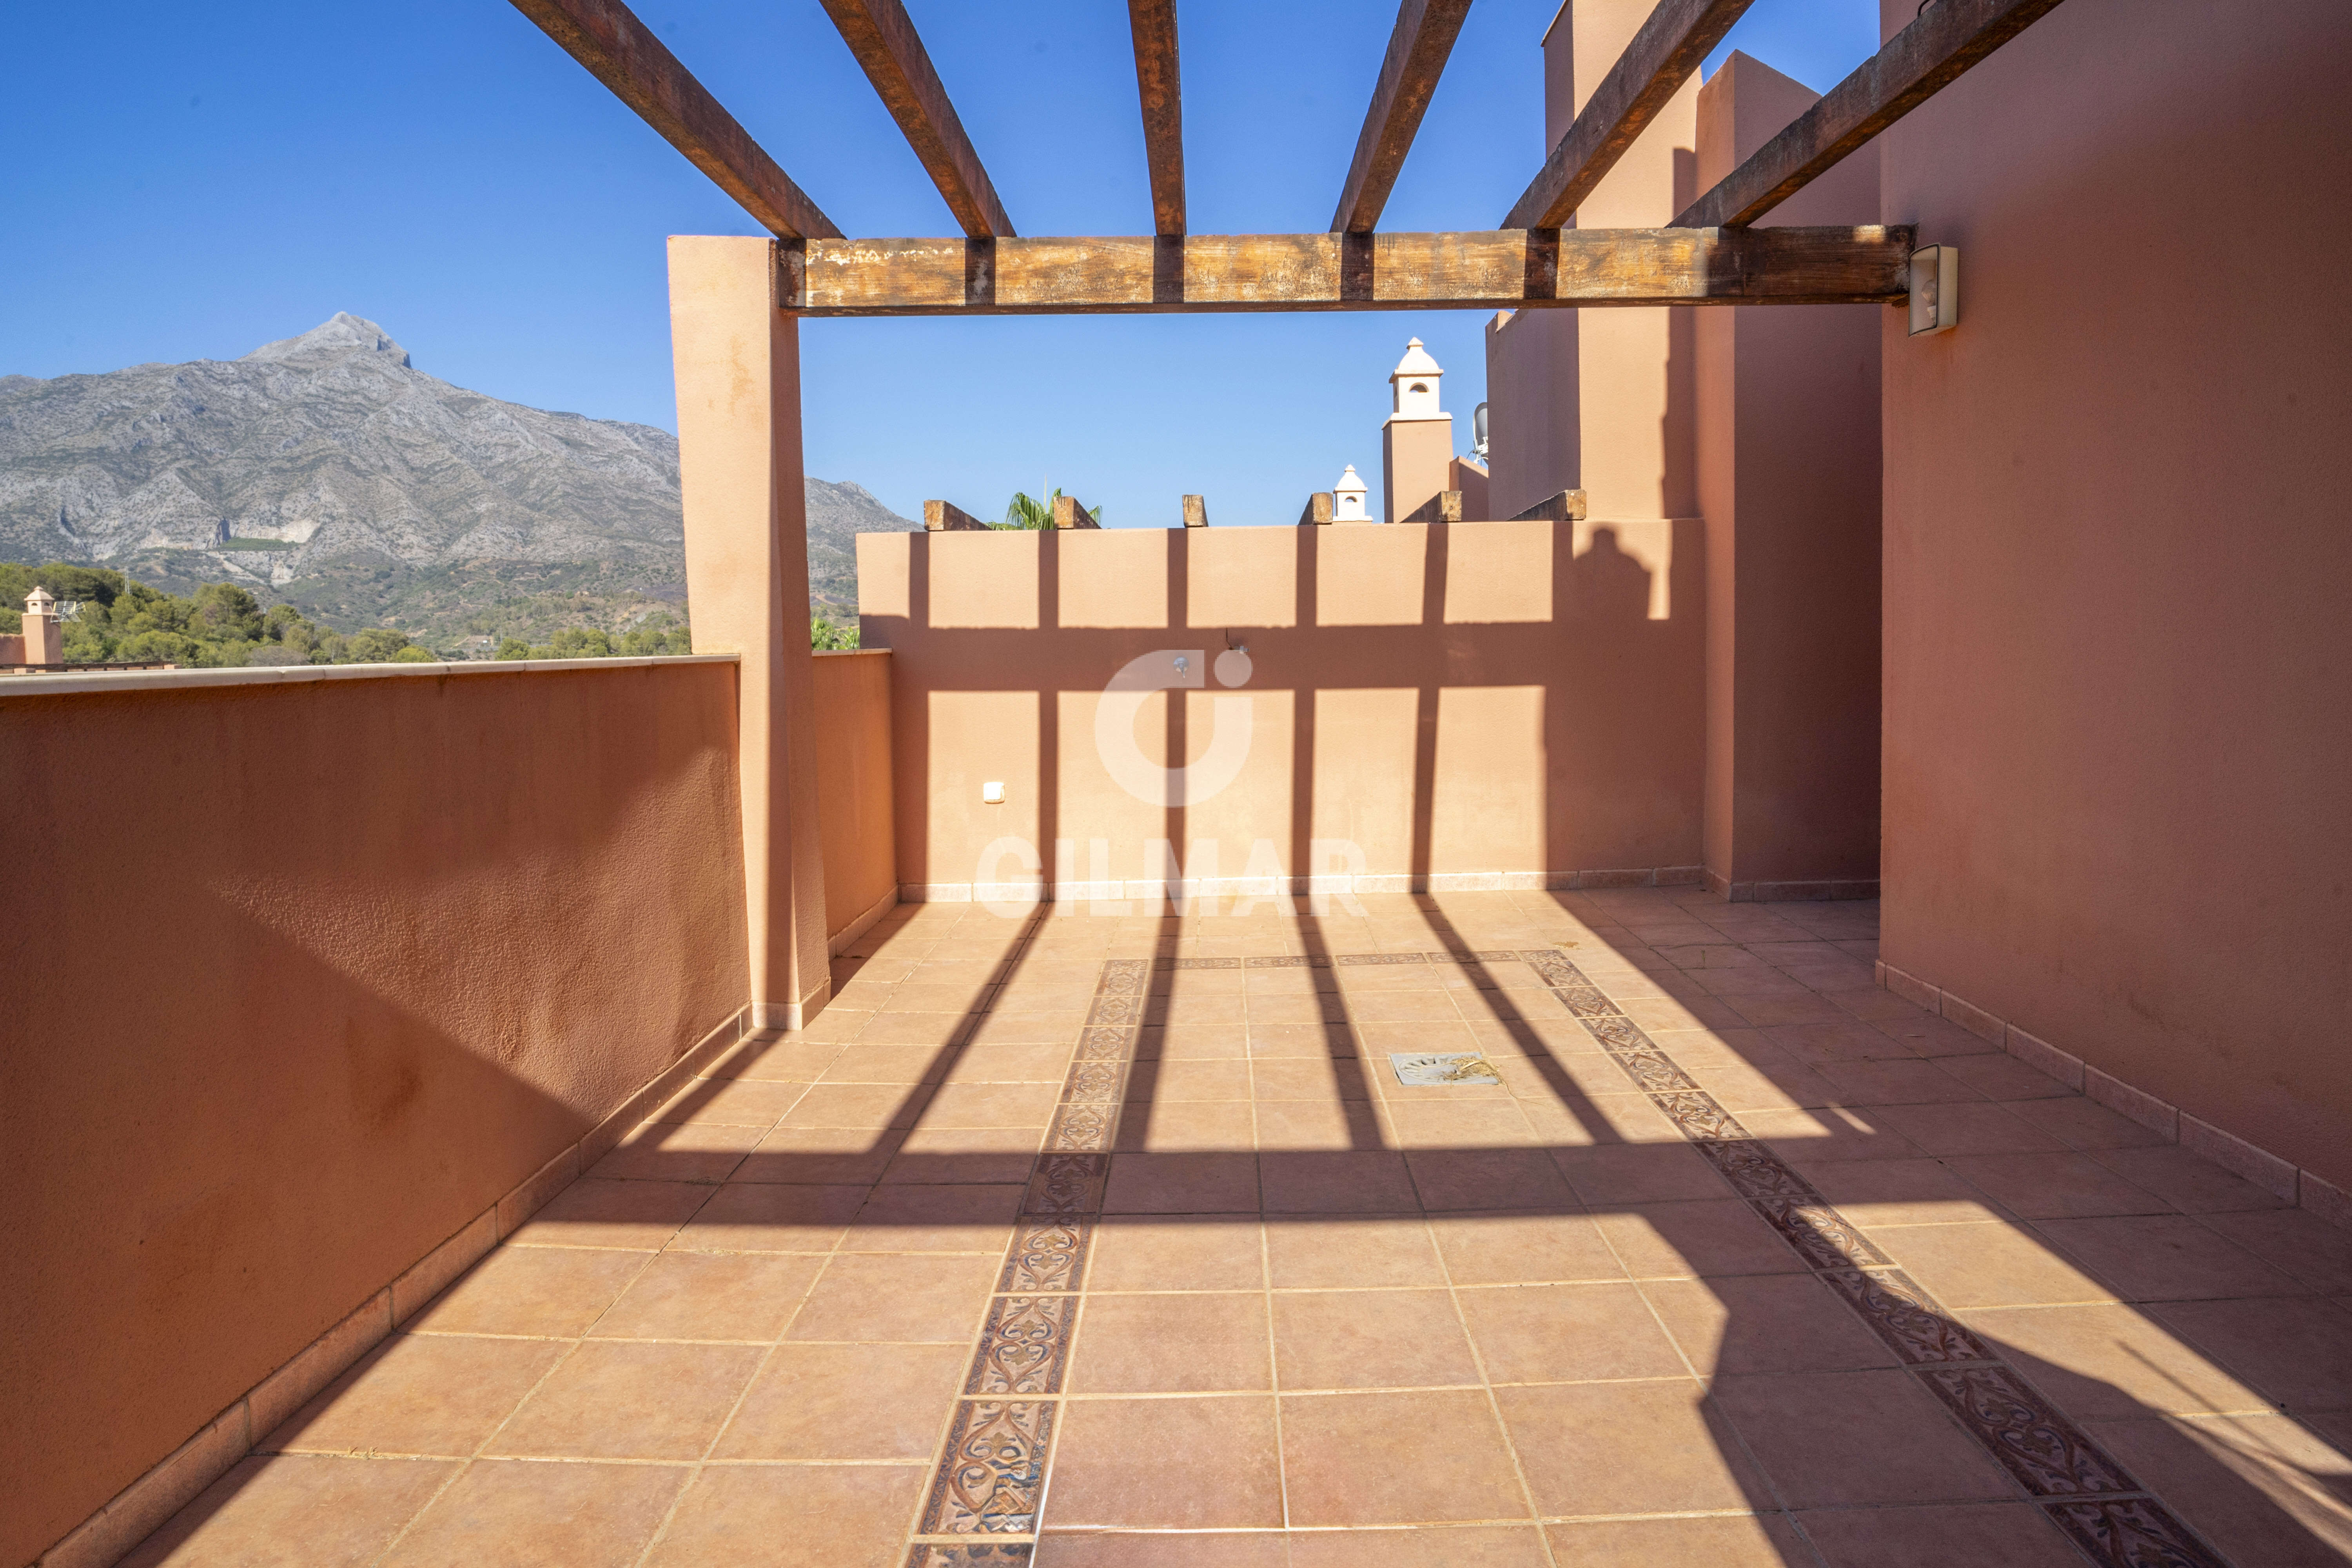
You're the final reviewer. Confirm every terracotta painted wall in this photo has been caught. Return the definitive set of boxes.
[811,648,897,938]
[0,663,748,1563]
[1694,53,1883,893]
[857,523,1703,898]
[1876,0,2352,1187]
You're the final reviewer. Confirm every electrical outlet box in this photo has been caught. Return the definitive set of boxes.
[982,781,1005,805]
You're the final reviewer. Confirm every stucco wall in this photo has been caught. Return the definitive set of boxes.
[812,648,897,938]
[857,522,1703,899]
[0,661,748,1564]
[1877,0,2352,1188]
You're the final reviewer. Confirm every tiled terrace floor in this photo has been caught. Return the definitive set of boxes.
[132,891,2352,1566]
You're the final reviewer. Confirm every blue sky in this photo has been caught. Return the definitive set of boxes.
[2,1,1877,527]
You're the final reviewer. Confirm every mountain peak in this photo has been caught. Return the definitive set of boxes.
[241,313,412,370]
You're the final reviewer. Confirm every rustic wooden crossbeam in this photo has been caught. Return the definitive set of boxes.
[1676,0,2070,229]
[1126,0,1187,237]
[1332,0,1475,234]
[781,226,1913,316]
[818,0,1012,239]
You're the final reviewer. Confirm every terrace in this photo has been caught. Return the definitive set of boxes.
[8,0,2349,1566]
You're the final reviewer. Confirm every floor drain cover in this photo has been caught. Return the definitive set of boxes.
[1389,1051,1501,1086]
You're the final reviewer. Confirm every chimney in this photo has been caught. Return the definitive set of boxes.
[23,587,63,666]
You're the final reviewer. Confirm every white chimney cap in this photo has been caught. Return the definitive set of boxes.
[25,586,56,612]
[1390,338,1444,380]
[1332,464,1368,495]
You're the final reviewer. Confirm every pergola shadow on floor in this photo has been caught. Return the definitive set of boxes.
[127,891,2352,1566]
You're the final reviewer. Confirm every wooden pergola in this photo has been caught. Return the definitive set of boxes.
[512,0,2066,316]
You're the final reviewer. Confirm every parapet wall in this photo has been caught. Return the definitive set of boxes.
[856,521,1706,904]
[0,658,749,1565]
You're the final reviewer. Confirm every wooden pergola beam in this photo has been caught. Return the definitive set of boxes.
[1676,0,2069,229]
[783,225,1913,316]
[1331,0,1477,234]
[1127,0,1188,237]
[818,0,1013,238]
[509,0,840,240]
[1503,0,1755,230]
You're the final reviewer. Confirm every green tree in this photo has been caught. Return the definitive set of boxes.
[390,645,437,663]
[546,626,614,659]
[340,628,414,664]
[999,487,1103,530]
[494,637,532,661]
[811,616,859,651]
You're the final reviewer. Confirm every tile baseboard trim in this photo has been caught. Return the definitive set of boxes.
[35,1001,754,1568]
[1876,960,2345,1228]
[898,864,1709,903]
[1705,869,1880,903]
[827,886,900,957]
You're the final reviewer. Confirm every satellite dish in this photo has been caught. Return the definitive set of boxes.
[1473,401,1490,460]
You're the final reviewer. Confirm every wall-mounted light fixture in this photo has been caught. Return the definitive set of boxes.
[982,781,1006,805]
[1909,245,1959,336]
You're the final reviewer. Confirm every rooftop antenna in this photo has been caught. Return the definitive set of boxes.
[1473,401,1489,462]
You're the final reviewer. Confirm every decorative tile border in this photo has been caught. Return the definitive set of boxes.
[909,957,1148,1559]
[1528,950,2229,1566]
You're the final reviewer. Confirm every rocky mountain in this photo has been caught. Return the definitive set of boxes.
[0,314,905,640]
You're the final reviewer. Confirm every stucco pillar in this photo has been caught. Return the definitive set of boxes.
[23,587,63,665]
[668,236,831,1028]
[1694,54,1883,898]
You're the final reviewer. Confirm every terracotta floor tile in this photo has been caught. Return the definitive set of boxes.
[738,1126,906,1185]
[586,1249,819,1341]
[1350,1020,1485,1058]
[1873,1221,2118,1308]
[670,1181,867,1252]
[485,1338,763,1458]
[888,1125,1044,1184]
[1679,1056,1841,1112]
[2080,1412,2352,1568]
[711,1037,848,1080]
[1496,1380,1754,1517]
[1957,1302,2271,1417]
[1260,1150,1419,1213]
[1458,1281,1685,1383]
[1240,1023,1356,1059]
[1797,1503,2087,1567]
[2196,1207,2352,1296]
[1045,1396,1284,1529]
[1789,1156,2012,1229]
[1618,993,1752,1032]
[781,1083,935,1131]
[262,1334,563,1457]
[1140,1023,1254,1058]
[1405,1149,1576,1212]
[1112,1098,1255,1152]
[1870,1013,2002,1058]
[1151,992,1252,1025]
[842,1182,1023,1252]
[1381,1100,1539,1148]
[641,1463,926,1568]
[785,1252,1002,1342]
[1266,1215,1446,1288]
[887,982,996,1014]
[1814,1058,1989,1107]
[1742,1106,1926,1164]
[1550,1141,1733,1205]
[1035,1532,1288,1568]
[1642,1273,1901,1376]
[652,1076,806,1128]
[1595,1199,1809,1279]
[1281,1389,1526,1526]
[1544,1514,1802,1567]
[1711,1369,2019,1507]
[711,1341,967,1460]
[1944,1151,2176,1221]
[1464,1016,1611,1056]
[2092,1146,2292,1215]
[1869,1101,2071,1158]
[589,1120,764,1182]
[1254,1099,1376,1150]
[122,1454,454,1568]
[405,1245,648,1338]
[1070,1291,1273,1392]
[1246,1058,1370,1101]
[1123,1056,1254,1102]
[2150,1295,2352,1410]
[1272,1289,1481,1390]
[922,1080,1064,1127]
[1765,1020,1921,1061]
[1103,1151,1259,1213]
[964,1011,1089,1045]
[1086,1216,1265,1290]
[858,1012,977,1047]
[819,1043,956,1084]
[1426,1210,1623,1285]
[1935,1051,2081,1101]
[377,1457,684,1567]
[1285,1525,1550,1566]
[2009,1094,2173,1150]
[2036,1214,2306,1301]
[506,1178,715,1250]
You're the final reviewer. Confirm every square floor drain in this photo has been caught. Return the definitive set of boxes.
[1389,1051,1501,1086]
